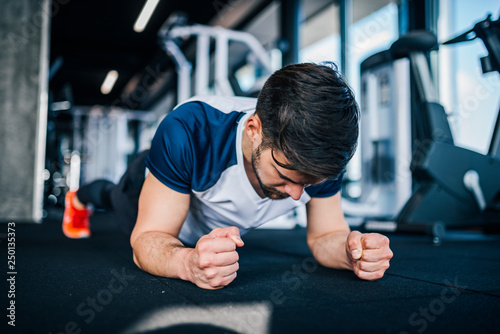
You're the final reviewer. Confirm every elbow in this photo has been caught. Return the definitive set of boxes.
[306,236,319,258]
[130,231,143,270]
[132,252,142,270]
[307,240,326,268]
[130,226,139,250]
[306,236,315,252]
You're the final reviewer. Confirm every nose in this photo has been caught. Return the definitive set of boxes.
[284,184,304,200]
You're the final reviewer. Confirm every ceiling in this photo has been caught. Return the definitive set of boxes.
[48,0,348,110]
[49,0,236,109]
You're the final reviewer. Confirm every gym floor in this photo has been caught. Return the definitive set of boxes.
[2,210,500,334]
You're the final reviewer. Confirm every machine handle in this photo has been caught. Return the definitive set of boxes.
[463,170,487,210]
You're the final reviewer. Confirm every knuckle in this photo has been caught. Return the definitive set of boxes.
[224,272,237,285]
[358,271,369,280]
[210,278,223,288]
[357,261,366,271]
[199,255,213,268]
[197,240,210,253]
[347,232,355,243]
[352,265,360,276]
[382,236,390,246]
[204,268,217,279]
[387,250,394,259]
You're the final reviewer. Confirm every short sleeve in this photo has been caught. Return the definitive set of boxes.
[145,107,194,194]
[304,173,344,198]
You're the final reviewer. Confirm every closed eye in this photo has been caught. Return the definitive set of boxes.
[273,165,323,187]
[272,165,300,184]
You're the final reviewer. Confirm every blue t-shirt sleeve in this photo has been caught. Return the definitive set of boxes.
[304,173,344,198]
[145,108,194,194]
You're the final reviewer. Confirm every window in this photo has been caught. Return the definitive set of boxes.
[344,1,399,198]
[348,1,398,99]
[299,0,340,64]
[438,0,500,153]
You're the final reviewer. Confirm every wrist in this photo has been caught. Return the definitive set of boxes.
[343,238,355,270]
[176,247,194,281]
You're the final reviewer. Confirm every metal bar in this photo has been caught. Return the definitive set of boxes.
[215,29,233,95]
[409,52,438,103]
[195,33,210,96]
[163,40,192,103]
[489,107,500,158]
[168,25,272,73]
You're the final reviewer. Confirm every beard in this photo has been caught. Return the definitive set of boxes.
[251,145,290,200]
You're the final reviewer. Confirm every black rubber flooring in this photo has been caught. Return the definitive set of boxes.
[1,209,500,334]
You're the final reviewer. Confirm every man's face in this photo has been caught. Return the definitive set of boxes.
[251,144,324,200]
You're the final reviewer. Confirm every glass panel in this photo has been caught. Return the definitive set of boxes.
[344,1,399,199]
[235,64,257,92]
[438,0,500,153]
[349,1,399,97]
[234,2,282,95]
[299,0,340,63]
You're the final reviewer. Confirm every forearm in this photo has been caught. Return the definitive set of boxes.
[308,230,352,270]
[132,231,192,280]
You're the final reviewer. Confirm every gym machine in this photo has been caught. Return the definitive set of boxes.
[343,14,500,240]
[341,48,413,221]
[157,13,273,104]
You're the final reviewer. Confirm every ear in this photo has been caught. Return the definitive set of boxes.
[245,114,263,145]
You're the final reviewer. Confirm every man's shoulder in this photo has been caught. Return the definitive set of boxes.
[149,95,252,193]
[176,95,257,115]
[165,96,252,138]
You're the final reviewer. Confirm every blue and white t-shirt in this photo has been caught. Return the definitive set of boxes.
[146,96,342,245]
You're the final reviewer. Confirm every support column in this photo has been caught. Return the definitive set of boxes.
[280,0,300,66]
[0,0,50,223]
[339,0,352,77]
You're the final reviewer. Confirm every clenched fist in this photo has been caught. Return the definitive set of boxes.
[186,226,244,289]
[346,231,393,281]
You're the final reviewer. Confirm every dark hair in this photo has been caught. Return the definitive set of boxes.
[255,62,359,180]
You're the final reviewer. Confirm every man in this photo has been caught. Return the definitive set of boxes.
[63,63,393,290]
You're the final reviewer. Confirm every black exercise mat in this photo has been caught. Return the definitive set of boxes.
[1,210,499,334]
